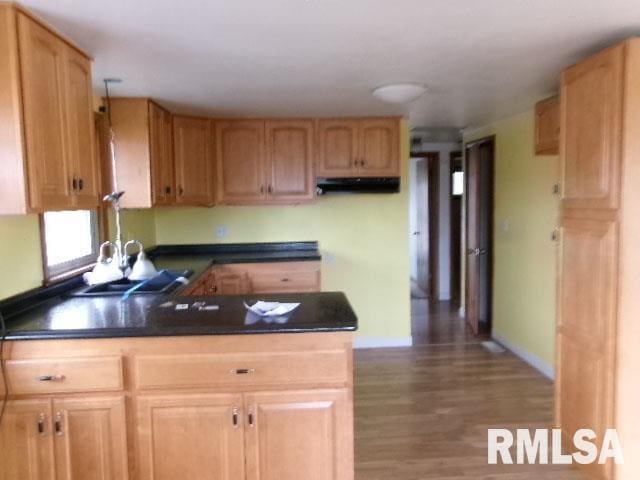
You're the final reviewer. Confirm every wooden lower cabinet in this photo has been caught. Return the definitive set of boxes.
[183,261,321,296]
[136,389,351,480]
[2,333,354,480]
[245,389,352,480]
[0,397,127,480]
[0,399,54,480]
[137,394,245,480]
[53,396,128,480]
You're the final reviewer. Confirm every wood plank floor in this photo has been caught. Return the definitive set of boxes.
[355,301,585,479]
[411,299,484,346]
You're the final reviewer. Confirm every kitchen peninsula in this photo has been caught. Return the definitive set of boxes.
[0,242,357,480]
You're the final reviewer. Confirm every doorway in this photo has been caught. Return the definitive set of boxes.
[464,137,495,335]
[449,150,463,305]
[409,152,439,299]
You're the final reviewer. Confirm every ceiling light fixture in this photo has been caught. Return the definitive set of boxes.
[372,83,427,104]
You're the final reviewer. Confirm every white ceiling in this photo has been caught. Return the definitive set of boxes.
[20,0,640,128]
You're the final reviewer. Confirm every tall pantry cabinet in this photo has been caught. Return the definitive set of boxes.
[556,38,640,480]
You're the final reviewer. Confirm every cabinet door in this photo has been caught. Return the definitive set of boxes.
[137,394,245,480]
[358,119,400,177]
[245,389,353,480]
[0,399,55,480]
[534,96,560,155]
[216,121,266,203]
[265,120,315,202]
[560,44,624,210]
[173,116,214,206]
[52,396,128,480]
[150,104,175,205]
[316,120,359,177]
[64,47,99,209]
[214,272,249,295]
[556,217,617,480]
[18,13,71,211]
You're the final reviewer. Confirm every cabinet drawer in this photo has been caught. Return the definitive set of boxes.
[6,356,123,395]
[136,350,349,390]
[250,270,320,293]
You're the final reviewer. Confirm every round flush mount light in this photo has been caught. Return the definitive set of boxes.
[372,83,427,104]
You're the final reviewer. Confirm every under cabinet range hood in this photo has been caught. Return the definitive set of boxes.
[316,177,400,194]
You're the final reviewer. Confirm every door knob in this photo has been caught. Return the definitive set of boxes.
[412,231,420,236]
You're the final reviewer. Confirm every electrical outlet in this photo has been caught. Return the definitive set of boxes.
[216,225,228,238]
[324,252,337,264]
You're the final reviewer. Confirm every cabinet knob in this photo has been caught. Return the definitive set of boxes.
[37,413,46,436]
[268,185,273,194]
[54,412,63,436]
[71,177,78,191]
[165,186,172,195]
[37,374,65,382]
[248,409,255,427]
[232,407,239,427]
[231,368,255,375]
[178,186,184,196]
[78,178,84,191]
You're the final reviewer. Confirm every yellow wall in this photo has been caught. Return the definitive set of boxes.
[0,215,44,299]
[154,126,412,340]
[0,208,156,301]
[464,110,559,366]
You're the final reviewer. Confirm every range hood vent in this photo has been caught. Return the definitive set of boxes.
[316,177,400,194]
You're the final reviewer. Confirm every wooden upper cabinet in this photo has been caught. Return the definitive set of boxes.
[316,120,359,177]
[64,47,99,209]
[560,44,624,210]
[53,396,129,480]
[0,7,100,213]
[534,96,560,155]
[0,399,55,480]
[173,116,215,206]
[316,118,400,178]
[216,120,266,204]
[150,103,175,205]
[108,98,174,208]
[265,120,315,203]
[244,389,353,480]
[359,118,400,176]
[136,394,245,480]
[17,12,70,211]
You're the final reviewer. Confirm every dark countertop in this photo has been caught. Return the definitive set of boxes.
[1,242,357,341]
[4,292,357,341]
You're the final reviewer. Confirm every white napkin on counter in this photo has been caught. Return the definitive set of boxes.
[243,301,300,317]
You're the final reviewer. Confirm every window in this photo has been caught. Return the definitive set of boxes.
[42,210,99,279]
[452,171,464,196]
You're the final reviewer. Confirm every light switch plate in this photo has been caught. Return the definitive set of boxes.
[216,225,228,238]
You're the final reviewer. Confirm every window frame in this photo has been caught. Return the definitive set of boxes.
[39,210,101,283]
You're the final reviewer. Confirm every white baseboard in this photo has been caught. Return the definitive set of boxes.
[354,336,413,349]
[492,332,555,380]
[458,306,465,318]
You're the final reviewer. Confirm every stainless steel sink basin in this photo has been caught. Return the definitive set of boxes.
[68,270,192,297]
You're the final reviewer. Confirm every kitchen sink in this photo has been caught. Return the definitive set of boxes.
[68,270,192,298]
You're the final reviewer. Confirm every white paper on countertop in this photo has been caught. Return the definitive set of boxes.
[243,301,300,317]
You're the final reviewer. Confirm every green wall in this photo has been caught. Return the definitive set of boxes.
[464,109,559,367]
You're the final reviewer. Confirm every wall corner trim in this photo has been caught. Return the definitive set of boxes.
[492,332,555,380]
[353,336,413,349]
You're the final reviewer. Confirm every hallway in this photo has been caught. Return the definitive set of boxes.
[411,299,482,346]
